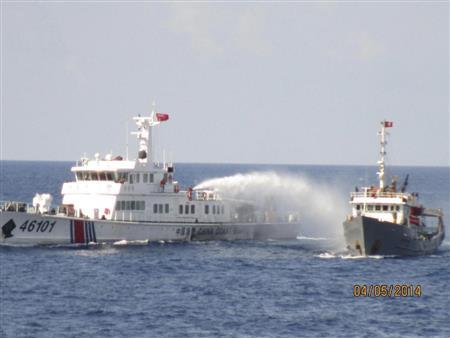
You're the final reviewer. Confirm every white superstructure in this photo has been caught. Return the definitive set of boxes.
[347,121,442,227]
[61,106,250,224]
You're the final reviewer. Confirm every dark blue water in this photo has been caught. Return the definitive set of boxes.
[1,161,449,337]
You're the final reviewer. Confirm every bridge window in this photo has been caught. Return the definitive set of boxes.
[212,205,216,214]
[150,173,154,183]
[221,205,224,214]
[356,205,361,210]
[153,204,158,213]
[116,200,145,211]
[191,205,195,214]
[143,173,148,183]
[129,174,134,184]
[158,204,163,213]
[185,205,189,214]
[375,205,381,211]
[179,205,183,214]
[367,205,374,211]
[117,172,129,182]
[136,174,140,183]
[383,205,389,211]
[75,171,115,181]
[205,205,209,214]
[165,204,169,213]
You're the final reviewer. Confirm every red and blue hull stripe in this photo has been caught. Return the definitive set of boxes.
[70,220,96,244]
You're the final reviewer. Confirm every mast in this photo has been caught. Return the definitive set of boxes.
[131,102,169,164]
[125,122,129,160]
[377,120,393,190]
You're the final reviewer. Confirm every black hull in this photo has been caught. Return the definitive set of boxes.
[343,216,444,256]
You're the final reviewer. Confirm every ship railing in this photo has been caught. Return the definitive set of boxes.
[0,200,63,215]
[112,211,135,222]
[350,191,407,199]
[0,200,33,213]
[422,208,443,218]
[193,190,220,201]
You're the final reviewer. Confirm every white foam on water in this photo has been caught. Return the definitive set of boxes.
[113,240,128,246]
[341,254,385,260]
[195,171,347,247]
[113,239,149,246]
[315,252,391,260]
[74,247,119,256]
[296,236,329,241]
[316,252,336,259]
[0,243,38,248]
[113,240,127,245]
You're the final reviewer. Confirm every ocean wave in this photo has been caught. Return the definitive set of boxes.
[315,251,393,259]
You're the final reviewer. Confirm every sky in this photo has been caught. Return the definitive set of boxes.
[1,2,449,166]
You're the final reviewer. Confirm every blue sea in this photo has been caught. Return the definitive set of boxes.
[1,161,449,338]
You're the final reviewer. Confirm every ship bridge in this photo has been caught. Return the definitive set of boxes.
[61,106,180,220]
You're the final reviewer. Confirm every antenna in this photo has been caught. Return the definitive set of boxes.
[401,174,409,193]
[377,120,393,190]
[125,121,129,160]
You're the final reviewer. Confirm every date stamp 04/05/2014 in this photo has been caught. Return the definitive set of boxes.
[353,284,422,298]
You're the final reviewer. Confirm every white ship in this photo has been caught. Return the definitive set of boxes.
[1,106,300,245]
[343,121,445,256]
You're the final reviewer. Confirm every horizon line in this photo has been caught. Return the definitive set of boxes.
[0,159,449,168]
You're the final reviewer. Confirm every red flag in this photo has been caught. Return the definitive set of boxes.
[384,121,393,128]
[156,113,169,122]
